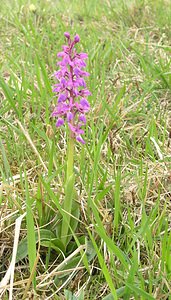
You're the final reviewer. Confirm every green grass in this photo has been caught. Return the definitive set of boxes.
[0,0,171,299]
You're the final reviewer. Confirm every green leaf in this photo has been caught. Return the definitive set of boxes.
[54,256,81,283]
[66,193,80,245]
[0,138,12,181]
[0,77,19,115]
[77,290,84,300]
[113,168,121,232]
[40,239,65,254]
[88,229,118,299]
[102,294,114,300]
[166,231,171,273]
[102,287,125,299]
[126,283,155,300]
[96,185,112,203]
[86,240,97,262]
[16,229,56,262]
[61,173,75,246]
[90,198,129,270]
[64,290,77,300]
[64,289,84,300]
[25,170,37,288]
[124,249,139,299]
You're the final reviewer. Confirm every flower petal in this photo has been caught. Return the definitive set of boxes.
[56,118,64,127]
[67,112,74,122]
[79,114,86,124]
[58,94,67,102]
[68,123,84,134]
[80,98,90,112]
[76,135,85,144]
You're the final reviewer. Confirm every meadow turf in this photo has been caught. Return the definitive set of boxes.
[0,0,171,299]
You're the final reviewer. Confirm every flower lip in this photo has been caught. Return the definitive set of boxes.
[68,123,84,135]
[67,112,74,122]
[79,89,92,97]
[79,114,86,124]
[56,118,64,127]
[80,98,90,111]
[79,53,88,59]
[57,52,65,57]
[52,103,70,117]
[76,135,85,144]
[58,94,67,103]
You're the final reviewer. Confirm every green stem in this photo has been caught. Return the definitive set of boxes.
[61,134,75,247]
[66,134,74,180]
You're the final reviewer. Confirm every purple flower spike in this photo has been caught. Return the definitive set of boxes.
[51,32,91,143]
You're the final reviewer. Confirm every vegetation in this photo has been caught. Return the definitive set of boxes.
[0,0,171,299]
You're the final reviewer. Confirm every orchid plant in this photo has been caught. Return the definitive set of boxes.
[52,32,91,249]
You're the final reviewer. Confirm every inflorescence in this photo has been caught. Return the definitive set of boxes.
[52,32,91,144]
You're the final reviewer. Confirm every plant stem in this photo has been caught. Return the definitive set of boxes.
[66,133,74,181]
[61,134,75,247]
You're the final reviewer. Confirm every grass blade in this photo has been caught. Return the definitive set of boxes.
[24,170,37,288]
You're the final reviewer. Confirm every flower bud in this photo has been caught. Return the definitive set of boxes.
[64,32,70,39]
[74,34,80,43]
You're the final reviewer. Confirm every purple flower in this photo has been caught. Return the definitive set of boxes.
[74,98,90,113]
[76,135,85,144]
[74,68,90,77]
[68,123,84,135]
[58,93,67,103]
[79,53,88,59]
[51,32,91,143]
[56,118,64,127]
[79,89,91,97]
[79,114,86,124]
[51,102,70,117]
[67,112,74,122]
